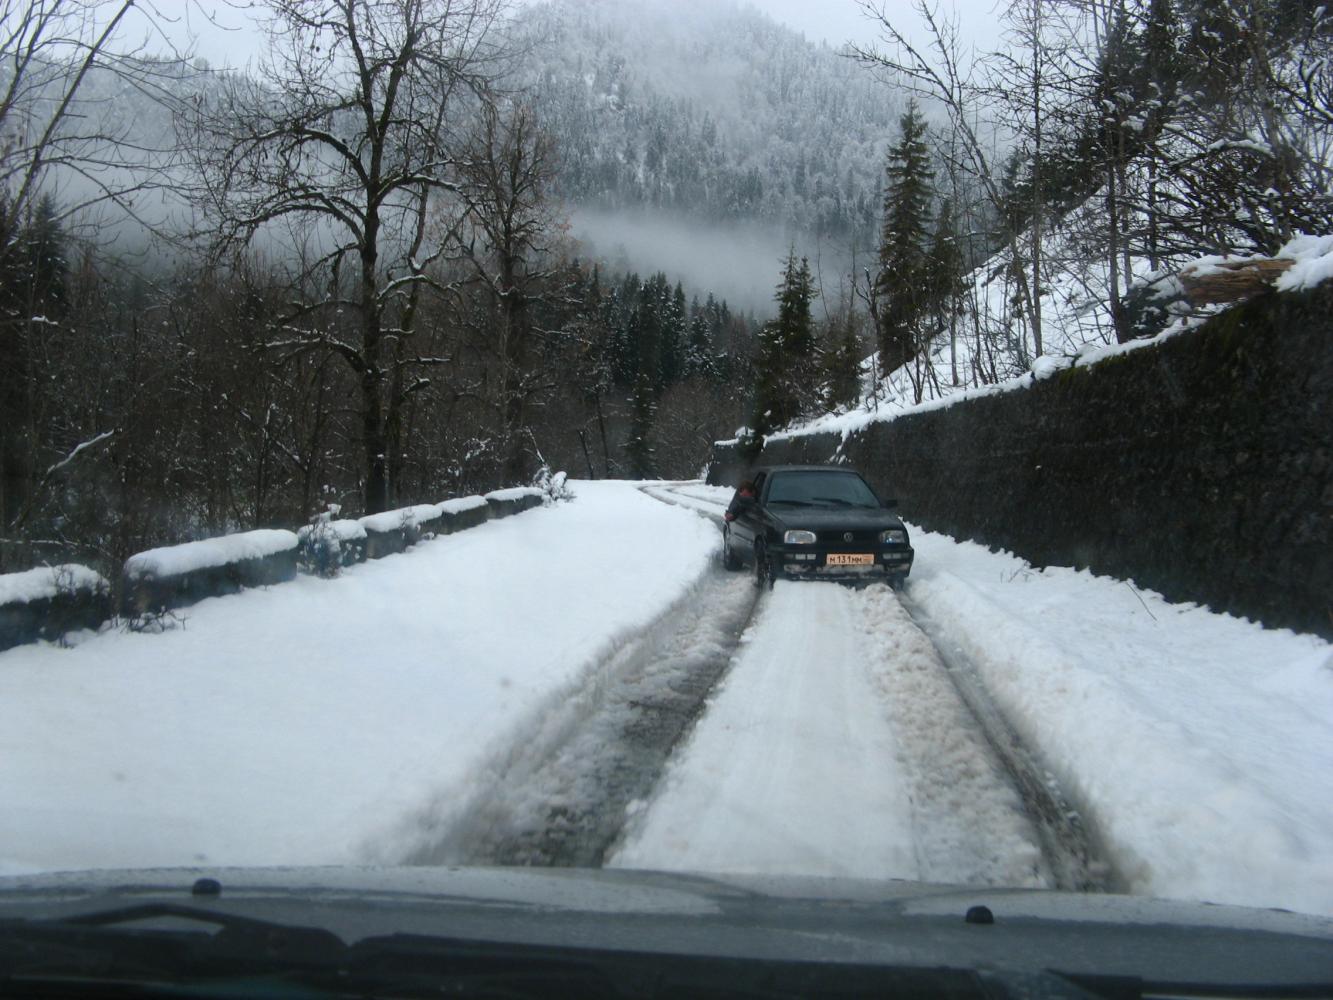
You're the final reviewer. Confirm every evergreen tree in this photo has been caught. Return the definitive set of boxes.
[875,101,934,376]
[656,279,687,389]
[750,249,816,435]
[820,313,863,412]
[684,296,717,379]
[625,368,657,479]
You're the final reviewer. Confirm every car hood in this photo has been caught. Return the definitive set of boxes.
[0,865,1329,988]
[768,505,904,532]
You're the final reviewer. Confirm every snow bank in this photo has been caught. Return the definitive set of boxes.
[0,482,719,875]
[720,325,1175,448]
[905,527,1333,916]
[0,565,107,606]
[730,223,1330,451]
[124,530,298,579]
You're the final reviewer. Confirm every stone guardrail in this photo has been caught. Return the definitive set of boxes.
[2,487,552,651]
[121,529,301,617]
[0,565,112,653]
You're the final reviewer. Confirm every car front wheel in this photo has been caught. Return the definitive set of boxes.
[754,540,774,590]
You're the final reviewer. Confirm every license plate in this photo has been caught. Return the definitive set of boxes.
[826,553,874,567]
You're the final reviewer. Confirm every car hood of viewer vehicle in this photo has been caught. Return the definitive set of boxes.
[1,866,1330,991]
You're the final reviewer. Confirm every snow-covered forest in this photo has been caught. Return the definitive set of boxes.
[1,0,1329,580]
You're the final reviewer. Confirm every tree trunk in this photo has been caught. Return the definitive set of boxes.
[360,232,390,515]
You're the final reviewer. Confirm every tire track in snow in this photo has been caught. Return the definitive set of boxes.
[405,564,760,867]
[897,590,1119,892]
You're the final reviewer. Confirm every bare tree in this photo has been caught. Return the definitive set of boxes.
[451,99,565,485]
[1,0,185,550]
[184,0,508,514]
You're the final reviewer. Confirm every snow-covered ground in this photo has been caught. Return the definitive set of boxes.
[0,482,717,874]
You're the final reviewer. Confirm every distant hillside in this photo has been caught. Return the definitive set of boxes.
[514,0,902,249]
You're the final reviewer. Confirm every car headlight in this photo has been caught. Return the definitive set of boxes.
[784,529,817,544]
[881,529,907,545]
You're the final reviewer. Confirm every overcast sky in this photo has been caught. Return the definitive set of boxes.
[154,0,1007,70]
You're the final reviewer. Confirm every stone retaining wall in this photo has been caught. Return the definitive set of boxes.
[711,285,1332,638]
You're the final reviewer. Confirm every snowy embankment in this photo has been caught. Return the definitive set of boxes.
[723,233,1333,450]
[908,530,1333,916]
[0,482,717,875]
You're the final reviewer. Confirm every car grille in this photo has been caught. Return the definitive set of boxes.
[817,529,880,544]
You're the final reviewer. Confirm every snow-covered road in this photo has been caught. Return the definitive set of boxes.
[610,579,1047,887]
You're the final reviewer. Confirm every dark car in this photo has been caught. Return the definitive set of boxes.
[722,465,914,588]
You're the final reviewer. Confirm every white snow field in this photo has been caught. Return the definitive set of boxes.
[649,484,1333,916]
[0,482,717,875]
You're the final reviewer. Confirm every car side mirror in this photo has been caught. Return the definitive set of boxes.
[881,498,899,509]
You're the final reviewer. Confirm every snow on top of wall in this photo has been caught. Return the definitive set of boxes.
[438,495,490,515]
[402,504,445,523]
[1274,233,1333,292]
[360,499,499,533]
[0,565,108,607]
[485,487,544,502]
[296,519,367,543]
[359,507,427,533]
[125,530,298,580]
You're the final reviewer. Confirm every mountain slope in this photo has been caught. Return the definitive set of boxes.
[514,0,901,245]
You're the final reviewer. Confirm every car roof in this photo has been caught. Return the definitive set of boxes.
[754,465,863,475]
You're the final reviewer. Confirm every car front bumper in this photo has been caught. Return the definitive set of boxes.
[770,544,914,579]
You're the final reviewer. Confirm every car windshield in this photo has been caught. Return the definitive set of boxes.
[766,471,880,507]
[0,0,1329,977]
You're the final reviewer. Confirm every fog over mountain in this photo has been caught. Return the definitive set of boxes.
[36,0,906,312]
[512,0,906,311]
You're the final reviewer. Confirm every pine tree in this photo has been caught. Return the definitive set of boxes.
[875,101,934,376]
[751,249,816,435]
[820,313,863,412]
[684,296,717,379]
[625,368,657,479]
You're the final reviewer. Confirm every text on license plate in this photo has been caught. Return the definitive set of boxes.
[826,553,874,566]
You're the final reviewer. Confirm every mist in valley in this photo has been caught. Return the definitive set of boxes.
[567,206,862,317]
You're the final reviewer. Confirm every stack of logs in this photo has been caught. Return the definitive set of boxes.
[1179,256,1295,306]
